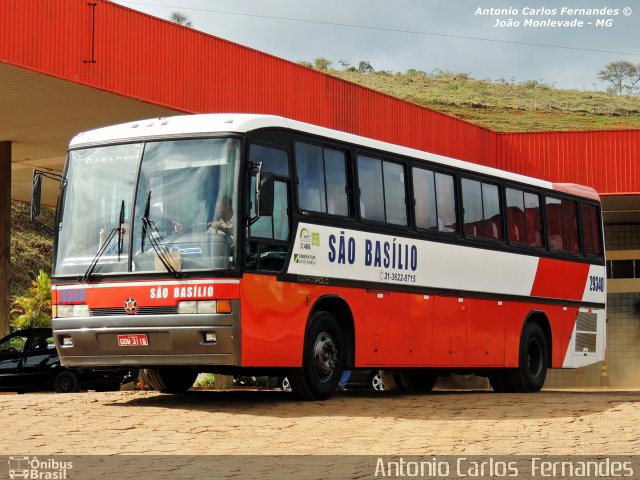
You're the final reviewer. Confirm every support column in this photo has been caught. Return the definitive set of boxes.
[0,141,11,335]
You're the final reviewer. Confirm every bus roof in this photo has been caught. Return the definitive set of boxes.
[69,113,599,201]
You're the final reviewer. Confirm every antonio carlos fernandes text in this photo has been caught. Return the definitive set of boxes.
[374,457,634,477]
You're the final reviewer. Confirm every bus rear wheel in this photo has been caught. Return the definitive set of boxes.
[144,367,198,393]
[288,311,344,400]
[488,370,513,393]
[507,322,548,393]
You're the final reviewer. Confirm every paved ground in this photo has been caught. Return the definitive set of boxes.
[2,388,639,456]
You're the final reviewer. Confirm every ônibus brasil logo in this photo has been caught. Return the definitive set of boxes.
[8,457,73,479]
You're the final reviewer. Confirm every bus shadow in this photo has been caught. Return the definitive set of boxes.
[107,388,640,421]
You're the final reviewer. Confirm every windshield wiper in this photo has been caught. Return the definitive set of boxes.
[81,200,125,283]
[140,191,185,279]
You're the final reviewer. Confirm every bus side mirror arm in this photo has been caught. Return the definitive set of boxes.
[31,169,62,235]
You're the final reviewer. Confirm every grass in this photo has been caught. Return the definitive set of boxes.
[10,201,54,300]
[328,69,640,132]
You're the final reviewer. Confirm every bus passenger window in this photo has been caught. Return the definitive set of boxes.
[413,168,456,233]
[482,183,502,240]
[506,188,542,247]
[546,196,579,253]
[294,142,348,216]
[324,149,348,216]
[435,173,456,232]
[358,156,407,225]
[506,188,525,243]
[413,168,437,229]
[357,156,385,223]
[295,143,326,213]
[462,179,502,240]
[581,204,602,256]
[524,192,542,247]
[383,162,407,225]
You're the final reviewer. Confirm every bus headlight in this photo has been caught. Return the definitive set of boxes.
[55,304,89,317]
[177,300,232,314]
[197,301,217,314]
[177,301,197,314]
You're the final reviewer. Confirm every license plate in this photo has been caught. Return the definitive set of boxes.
[117,334,149,347]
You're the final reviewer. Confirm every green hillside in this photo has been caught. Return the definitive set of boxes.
[329,69,640,132]
[10,201,54,300]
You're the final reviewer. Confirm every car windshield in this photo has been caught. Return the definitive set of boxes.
[55,137,241,276]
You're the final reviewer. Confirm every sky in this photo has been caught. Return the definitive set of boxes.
[112,0,640,91]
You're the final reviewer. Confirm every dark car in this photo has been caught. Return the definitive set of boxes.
[0,328,135,393]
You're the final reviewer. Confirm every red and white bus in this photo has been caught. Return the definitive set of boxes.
[39,114,606,399]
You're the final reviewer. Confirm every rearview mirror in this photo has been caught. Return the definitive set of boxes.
[31,172,42,219]
[258,172,274,217]
[31,169,62,235]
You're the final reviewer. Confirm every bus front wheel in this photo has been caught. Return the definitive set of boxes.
[288,311,345,400]
[507,322,548,393]
[144,367,198,393]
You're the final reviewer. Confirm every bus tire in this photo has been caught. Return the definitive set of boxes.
[288,311,345,400]
[398,371,438,392]
[144,367,198,393]
[488,370,513,393]
[379,370,402,392]
[508,322,548,393]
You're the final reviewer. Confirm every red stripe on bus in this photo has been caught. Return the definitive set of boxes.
[530,257,590,301]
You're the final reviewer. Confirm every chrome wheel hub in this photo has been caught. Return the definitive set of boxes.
[313,331,337,383]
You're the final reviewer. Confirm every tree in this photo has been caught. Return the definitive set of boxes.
[598,61,640,95]
[358,60,374,74]
[170,11,192,27]
[313,57,333,70]
[11,270,52,330]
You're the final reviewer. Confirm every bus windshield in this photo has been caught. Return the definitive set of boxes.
[55,137,241,276]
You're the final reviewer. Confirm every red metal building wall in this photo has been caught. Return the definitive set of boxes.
[497,131,640,195]
[0,0,496,166]
[1,0,639,194]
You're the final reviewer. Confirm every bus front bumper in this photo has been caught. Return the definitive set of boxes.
[52,311,240,368]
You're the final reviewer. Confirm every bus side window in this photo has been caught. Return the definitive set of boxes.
[294,142,349,216]
[546,196,579,253]
[506,188,542,248]
[581,203,602,256]
[413,168,456,233]
[358,155,407,225]
[462,178,502,240]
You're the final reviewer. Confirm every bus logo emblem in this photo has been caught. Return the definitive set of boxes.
[124,297,138,315]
